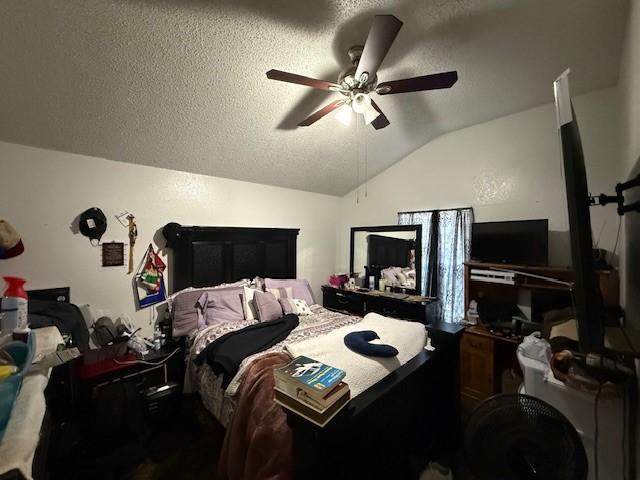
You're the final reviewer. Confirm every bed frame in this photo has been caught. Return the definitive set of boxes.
[289,323,462,479]
[164,224,462,479]
[164,225,299,292]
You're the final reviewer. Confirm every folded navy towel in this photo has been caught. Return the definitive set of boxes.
[344,330,399,358]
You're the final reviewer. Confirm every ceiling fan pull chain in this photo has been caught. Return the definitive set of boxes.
[356,114,360,205]
[364,119,368,198]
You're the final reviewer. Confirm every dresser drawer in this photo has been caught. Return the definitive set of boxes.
[322,287,365,315]
[365,297,426,322]
[461,332,494,353]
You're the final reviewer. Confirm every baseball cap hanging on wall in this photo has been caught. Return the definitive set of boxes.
[0,220,24,259]
[79,207,107,245]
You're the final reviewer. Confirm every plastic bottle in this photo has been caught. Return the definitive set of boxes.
[153,325,162,351]
[1,276,29,338]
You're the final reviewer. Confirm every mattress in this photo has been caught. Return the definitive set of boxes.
[186,305,362,427]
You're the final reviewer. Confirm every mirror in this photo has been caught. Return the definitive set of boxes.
[350,225,422,294]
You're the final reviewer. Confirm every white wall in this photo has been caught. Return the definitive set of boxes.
[0,141,339,336]
[336,88,622,275]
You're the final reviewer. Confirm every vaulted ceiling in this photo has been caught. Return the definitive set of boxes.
[0,0,629,195]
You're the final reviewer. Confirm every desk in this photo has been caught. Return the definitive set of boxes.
[459,326,521,410]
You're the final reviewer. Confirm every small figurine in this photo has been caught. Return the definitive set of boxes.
[127,214,137,274]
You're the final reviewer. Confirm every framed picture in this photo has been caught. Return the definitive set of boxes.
[101,242,125,267]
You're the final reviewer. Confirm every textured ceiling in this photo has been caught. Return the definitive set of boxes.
[0,0,629,195]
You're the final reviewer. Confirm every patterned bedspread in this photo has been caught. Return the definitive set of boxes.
[185,305,362,427]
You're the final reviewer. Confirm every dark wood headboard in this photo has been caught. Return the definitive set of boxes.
[164,225,299,292]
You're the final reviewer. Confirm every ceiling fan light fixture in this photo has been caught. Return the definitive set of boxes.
[351,93,371,114]
[351,93,380,125]
[335,103,353,126]
[362,104,381,125]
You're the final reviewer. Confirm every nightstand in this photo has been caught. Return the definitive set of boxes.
[76,341,185,404]
[45,341,186,478]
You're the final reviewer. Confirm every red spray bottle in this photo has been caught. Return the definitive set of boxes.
[1,276,28,338]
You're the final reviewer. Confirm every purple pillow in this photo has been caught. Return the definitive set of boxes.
[279,298,295,315]
[264,278,315,306]
[253,291,284,322]
[203,294,245,326]
[171,286,243,336]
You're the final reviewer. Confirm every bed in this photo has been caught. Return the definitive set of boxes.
[164,225,462,480]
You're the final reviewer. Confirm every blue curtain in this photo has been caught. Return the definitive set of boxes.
[399,208,473,322]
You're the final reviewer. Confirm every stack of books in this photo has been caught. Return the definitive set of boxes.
[273,355,350,427]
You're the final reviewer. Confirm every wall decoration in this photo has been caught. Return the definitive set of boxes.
[78,207,107,246]
[134,244,166,308]
[101,242,125,267]
[127,214,137,274]
[115,210,134,227]
[0,220,24,259]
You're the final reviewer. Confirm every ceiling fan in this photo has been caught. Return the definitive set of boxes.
[266,14,458,130]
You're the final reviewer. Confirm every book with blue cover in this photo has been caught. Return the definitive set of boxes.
[274,356,345,400]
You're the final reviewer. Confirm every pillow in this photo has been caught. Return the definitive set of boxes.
[278,297,312,316]
[198,292,245,327]
[171,286,244,336]
[242,286,261,321]
[267,286,293,300]
[253,291,283,322]
[167,280,249,310]
[264,278,315,306]
[381,267,399,285]
[344,330,398,357]
[278,298,295,315]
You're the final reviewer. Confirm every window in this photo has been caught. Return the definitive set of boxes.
[399,208,473,322]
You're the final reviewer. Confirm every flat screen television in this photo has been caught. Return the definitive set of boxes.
[471,219,549,266]
[554,69,603,353]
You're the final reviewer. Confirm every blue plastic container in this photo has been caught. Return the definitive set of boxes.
[0,334,34,441]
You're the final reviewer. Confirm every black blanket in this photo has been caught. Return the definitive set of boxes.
[28,299,90,352]
[194,314,299,387]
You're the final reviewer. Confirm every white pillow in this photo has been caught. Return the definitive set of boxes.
[242,286,260,321]
[291,298,312,316]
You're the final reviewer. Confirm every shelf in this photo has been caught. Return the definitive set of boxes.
[516,283,570,292]
[465,262,620,306]
[465,261,572,273]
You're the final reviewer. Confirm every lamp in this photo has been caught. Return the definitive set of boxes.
[335,103,353,126]
[351,93,380,125]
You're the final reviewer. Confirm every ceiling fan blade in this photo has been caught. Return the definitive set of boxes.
[370,99,390,130]
[266,69,342,91]
[376,71,458,95]
[298,100,346,126]
[355,15,403,84]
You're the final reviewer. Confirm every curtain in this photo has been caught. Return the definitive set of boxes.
[398,211,434,296]
[399,208,473,322]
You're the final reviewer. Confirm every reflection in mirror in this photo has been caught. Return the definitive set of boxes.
[350,225,422,294]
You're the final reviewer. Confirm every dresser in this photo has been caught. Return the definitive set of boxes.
[321,285,437,323]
